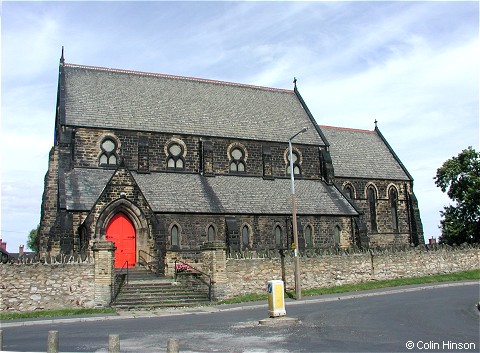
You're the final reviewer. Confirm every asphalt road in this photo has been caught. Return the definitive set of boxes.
[2,281,479,352]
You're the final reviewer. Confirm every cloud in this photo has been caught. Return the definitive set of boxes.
[0,1,478,250]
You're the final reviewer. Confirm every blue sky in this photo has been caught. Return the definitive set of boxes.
[1,1,479,251]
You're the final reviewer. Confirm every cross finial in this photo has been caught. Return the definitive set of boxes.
[374,119,378,128]
[293,77,297,88]
[60,46,65,64]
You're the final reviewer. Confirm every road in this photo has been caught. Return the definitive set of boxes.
[2,282,479,352]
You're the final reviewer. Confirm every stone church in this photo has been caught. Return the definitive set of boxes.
[38,53,423,272]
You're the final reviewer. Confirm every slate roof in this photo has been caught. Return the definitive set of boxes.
[319,126,411,181]
[64,168,114,210]
[64,168,357,216]
[62,64,324,146]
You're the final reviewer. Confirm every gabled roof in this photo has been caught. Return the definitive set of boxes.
[64,168,114,210]
[61,63,325,146]
[63,168,357,216]
[319,125,412,181]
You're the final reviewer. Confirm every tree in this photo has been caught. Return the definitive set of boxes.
[434,147,480,245]
[27,226,39,252]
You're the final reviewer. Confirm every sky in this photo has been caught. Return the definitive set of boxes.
[1,1,479,252]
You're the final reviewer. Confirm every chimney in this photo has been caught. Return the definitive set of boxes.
[0,239,6,251]
[19,245,24,256]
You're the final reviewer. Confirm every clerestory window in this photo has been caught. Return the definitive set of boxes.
[166,142,185,170]
[99,137,118,166]
[230,147,246,173]
[286,150,301,175]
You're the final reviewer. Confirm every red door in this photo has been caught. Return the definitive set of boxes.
[106,213,136,268]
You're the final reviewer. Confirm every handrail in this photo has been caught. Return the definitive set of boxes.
[174,259,212,301]
[112,260,128,303]
[138,249,162,275]
[121,260,129,284]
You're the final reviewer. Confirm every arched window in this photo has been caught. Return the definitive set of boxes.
[333,225,341,246]
[207,225,216,242]
[286,150,301,175]
[344,184,354,199]
[368,186,378,232]
[171,225,180,248]
[230,147,246,172]
[99,137,118,166]
[241,225,250,250]
[305,225,313,247]
[274,225,282,246]
[166,142,185,170]
[389,187,399,232]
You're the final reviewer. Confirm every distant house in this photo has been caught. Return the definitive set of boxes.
[38,53,423,272]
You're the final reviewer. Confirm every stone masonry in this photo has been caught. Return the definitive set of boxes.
[1,246,477,312]
[1,262,95,313]
[217,246,479,299]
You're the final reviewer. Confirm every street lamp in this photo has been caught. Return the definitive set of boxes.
[288,126,308,300]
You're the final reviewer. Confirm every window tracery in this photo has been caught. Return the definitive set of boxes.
[99,137,119,166]
[229,146,246,172]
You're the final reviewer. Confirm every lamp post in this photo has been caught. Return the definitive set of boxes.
[288,126,308,300]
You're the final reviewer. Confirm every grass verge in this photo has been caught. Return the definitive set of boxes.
[219,269,479,305]
[0,307,117,321]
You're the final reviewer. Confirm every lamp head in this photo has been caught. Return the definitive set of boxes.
[289,126,309,141]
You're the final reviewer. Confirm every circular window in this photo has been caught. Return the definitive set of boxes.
[169,143,182,156]
[231,148,243,160]
[102,139,116,152]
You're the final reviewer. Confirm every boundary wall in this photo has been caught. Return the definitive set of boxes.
[210,246,479,299]
[1,241,114,313]
[1,244,478,312]
[1,262,95,312]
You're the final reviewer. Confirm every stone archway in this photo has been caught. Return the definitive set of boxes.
[95,198,150,267]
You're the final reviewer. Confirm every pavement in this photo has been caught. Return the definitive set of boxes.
[1,280,478,329]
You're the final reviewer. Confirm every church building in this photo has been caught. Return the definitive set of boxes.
[38,53,424,272]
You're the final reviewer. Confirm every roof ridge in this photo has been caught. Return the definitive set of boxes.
[63,62,294,93]
[319,125,374,134]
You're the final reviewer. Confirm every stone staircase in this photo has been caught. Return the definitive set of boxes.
[112,268,211,310]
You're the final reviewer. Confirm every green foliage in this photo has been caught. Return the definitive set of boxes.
[434,147,480,245]
[26,226,39,252]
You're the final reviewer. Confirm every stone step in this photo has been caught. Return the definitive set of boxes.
[113,300,210,310]
[116,287,209,295]
[119,269,161,281]
[122,281,208,288]
[112,268,211,309]
[116,289,209,297]
[115,294,209,303]
[113,295,210,308]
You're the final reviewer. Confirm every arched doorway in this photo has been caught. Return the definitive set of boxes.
[106,212,136,268]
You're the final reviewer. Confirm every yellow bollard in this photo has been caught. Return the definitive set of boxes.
[267,280,286,318]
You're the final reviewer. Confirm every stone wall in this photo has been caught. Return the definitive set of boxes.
[218,246,479,299]
[73,127,323,179]
[335,177,424,246]
[1,262,95,313]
